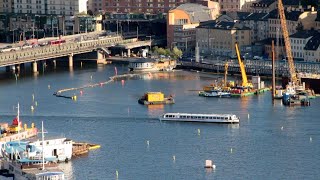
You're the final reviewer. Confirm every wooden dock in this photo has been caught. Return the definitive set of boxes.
[72,142,100,157]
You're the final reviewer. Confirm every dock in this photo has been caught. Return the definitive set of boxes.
[72,142,100,157]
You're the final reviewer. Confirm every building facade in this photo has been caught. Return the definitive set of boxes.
[167,3,216,53]
[290,30,318,61]
[196,20,251,57]
[217,0,256,12]
[304,34,320,62]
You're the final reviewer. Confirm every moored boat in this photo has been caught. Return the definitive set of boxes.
[199,90,231,97]
[159,113,239,123]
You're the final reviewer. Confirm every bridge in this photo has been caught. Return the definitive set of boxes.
[0,35,153,73]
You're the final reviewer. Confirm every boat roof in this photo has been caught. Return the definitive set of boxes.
[163,113,236,116]
[23,167,64,176]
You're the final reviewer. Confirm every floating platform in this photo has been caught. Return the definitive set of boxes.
[72,142,101,157]
[255,87,270,94]
[138,98,175,105]
[231,91,255,97]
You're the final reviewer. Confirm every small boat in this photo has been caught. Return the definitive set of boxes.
[199,90,231,97]
[159,113,239,123]
[138,92,174,105]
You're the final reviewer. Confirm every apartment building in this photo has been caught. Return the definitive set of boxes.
[88,0,190,14]
[304,33,320,62]
[167,3,216,53]
[217,0,257,12]
[196,20,251,57]
[0,0,86,16]
[290,30,319,61]
[217,11,269,42]
[268,9,303,38]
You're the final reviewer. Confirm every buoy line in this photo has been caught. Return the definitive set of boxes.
[53,73,146,99]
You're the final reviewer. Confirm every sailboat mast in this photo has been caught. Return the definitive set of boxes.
[42,121,45,170]
[17,103,20,144]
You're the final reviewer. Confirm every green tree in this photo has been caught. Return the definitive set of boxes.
[171,47,183,59]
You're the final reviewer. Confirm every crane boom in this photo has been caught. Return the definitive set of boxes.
[278,0,297,83]
[235,43,249,87]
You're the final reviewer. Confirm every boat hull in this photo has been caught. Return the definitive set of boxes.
[159,113,239,123]
[138,98,175,105]
[199,91,231,98]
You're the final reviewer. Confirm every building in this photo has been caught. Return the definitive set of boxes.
[290,30,319,61]
[196,20,251,57]
[243,12,269,42]
[217,0,257,12]
[268,9,303,38]
[304,33,320,62]
[249,0,311,13]
[167,3,216,54]
[0,0,86,16]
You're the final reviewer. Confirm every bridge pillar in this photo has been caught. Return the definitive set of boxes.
[68,54,73,67]
[53,60,57,69]
[32,62,38,73]
[97,51,106,64]
[5,66,10,72]
[127,49,131,57]
[15,64,20,74]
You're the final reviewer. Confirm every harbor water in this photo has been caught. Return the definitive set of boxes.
[0,64,319,179]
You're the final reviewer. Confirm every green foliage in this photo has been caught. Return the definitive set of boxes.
[152,46,182,59]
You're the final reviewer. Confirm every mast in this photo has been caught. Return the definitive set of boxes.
[42,121,45,170]
[17,103,20,145]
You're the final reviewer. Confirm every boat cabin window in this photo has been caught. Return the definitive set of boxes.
[213,117,216,119]
[225,117,228,120]
[187,116,190,118]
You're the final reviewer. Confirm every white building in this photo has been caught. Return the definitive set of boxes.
[7,0,85,16]
[304,33,320,62]
[289,30,319,61]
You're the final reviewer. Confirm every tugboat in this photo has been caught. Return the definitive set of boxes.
[138,92,175,105]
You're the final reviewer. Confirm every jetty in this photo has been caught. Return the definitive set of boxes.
[72,142,101,157]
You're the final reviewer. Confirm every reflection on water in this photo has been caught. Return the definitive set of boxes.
[58,161,74,180]
[147,104,164,118]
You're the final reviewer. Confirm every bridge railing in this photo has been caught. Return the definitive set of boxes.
[0,36,137,66]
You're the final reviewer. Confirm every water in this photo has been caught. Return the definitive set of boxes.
[0,64,319,180]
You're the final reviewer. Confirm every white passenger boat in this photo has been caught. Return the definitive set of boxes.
[159,113,239,123]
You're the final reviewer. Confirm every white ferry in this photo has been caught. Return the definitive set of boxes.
[159,113,239,123]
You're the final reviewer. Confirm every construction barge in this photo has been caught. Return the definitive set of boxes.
[138,92,174,105]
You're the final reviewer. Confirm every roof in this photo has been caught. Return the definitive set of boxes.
[130,58,155,63]
[245,12,270,21]
[252,0,302,7]
[222,11,251,21]
[268,9,303,21]
[290,30,319,39]
[304,34,320,51]
[173,3,212,23]
[251,0,275,7]
[198,20,251,30]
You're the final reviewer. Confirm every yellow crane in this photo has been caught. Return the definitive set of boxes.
[278,0,298,84]
[235,42,253,88]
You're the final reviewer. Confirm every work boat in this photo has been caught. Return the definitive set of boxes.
[159,113,239,123]
[199,89,231,97]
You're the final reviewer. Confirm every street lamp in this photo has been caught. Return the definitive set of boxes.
[171,42,177,50]
[209,38,215,56]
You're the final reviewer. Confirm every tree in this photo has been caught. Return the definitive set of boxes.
[171,47,183,59]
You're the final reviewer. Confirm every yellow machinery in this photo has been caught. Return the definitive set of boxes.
[278,0,299,85]
[145,92,164,102]
[235,43,253,88]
